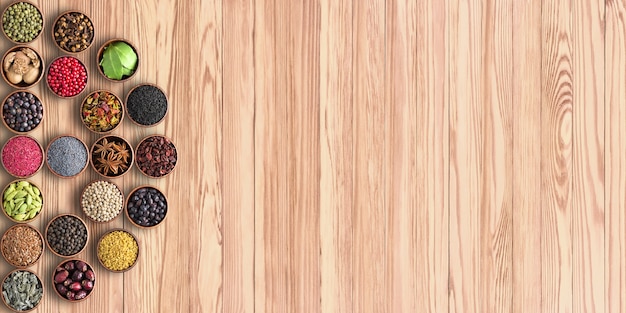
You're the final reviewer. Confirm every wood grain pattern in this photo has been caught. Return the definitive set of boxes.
[12,0,626,312]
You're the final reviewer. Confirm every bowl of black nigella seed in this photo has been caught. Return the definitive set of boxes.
[2,91,43,134]
[125,84,168,127]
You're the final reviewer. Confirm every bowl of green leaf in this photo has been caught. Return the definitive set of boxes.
[97,39,139,82]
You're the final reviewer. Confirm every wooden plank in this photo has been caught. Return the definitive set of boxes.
[541,0,573,311]
[571,0,605,312]
[511,0,542,312]
[319,0,353,311]
[448,0,482,311]
[223,0,255,311]
[352,0,387,311]
[605,1,626,311]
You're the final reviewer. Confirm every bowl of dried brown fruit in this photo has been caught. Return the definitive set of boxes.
[90,135,133,178]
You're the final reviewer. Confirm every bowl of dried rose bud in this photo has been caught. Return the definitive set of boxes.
[90,135,133,178]
[80,90,123,134]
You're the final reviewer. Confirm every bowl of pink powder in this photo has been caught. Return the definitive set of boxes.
[1,135,44,178]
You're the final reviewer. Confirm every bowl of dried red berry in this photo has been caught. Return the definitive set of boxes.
[46,55,87,98]
[52,259,95,302]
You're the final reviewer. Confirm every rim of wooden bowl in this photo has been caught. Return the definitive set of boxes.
[1,45,44,89]
[80,89,124,134]
[0,135,44,179]
[0,224,43,268]
[51,258,94,302]
[51,10,94,54]
[1,268,43,312]
[45,55,88,98]
[135,135,177,179]
[89,135,134,178]
[45,135,89,178]
[96,38,139,82]
[1,90,44,134]
[124,83,168,127]
[1,179,43,223]
[96,228,140,273]
[80,180,124,223]
[44,214,89,258]
[1,1,44,44]
[125,185,168,229]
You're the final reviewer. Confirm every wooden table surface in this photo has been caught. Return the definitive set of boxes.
[1,0,624,312]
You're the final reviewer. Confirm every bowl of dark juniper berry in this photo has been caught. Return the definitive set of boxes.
[1,46,44,89]
[97,39,139,82]
[135,135,177,178]
[45,135,89,178]
[1,269,43,312]
[46,55,88,98]
[52,259,95,302]
[45,214,88,258]
[125,83,168,127]
[80,90,124,134]
[125,185,168,228]
[90,135,133,178]
[1,90,43,134]
[1,1,44,44]
[1,135,44,179]
[52,11,94,54]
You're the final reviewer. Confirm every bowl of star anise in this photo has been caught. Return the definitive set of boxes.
[90,135,133,178]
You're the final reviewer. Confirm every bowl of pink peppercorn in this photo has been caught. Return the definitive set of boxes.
[1,135,44,178]
[46,56,87,98]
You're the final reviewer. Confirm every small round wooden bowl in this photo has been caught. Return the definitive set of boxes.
[80,180,123,223]
[125,83,168,127]
[1,46,44,89]
[0,135,44,179]
[97,39,139,82]
[125,185,168,228]
[44,214,88,258]
[1,179,43,223]
[51,259,94,302]
[90,135,133,178]
[45,135,89,178]
[1,268,43,312]
[96,228,139,273]
[0,224,43,268]
[1,90,44,134]
[135,135,177,179]
[45,55,88,98]
[52,11,94,54]
[1,1,44,44]
[80,90,124,134]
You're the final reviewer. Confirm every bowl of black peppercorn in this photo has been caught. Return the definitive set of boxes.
[1,91,43,134]
[125,186,168,228]
[45,214,88,258]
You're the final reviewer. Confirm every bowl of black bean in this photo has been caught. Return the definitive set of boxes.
[45,214,88,258]
[125,186,168,228]
[1,91,43,133]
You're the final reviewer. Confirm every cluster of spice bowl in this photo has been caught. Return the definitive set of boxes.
[0,1,179,309]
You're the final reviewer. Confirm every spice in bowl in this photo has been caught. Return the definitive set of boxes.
[45,214,87,257]
[1,2,43,43]
[81,90,123,133]
[98,39,138,81]
[1,135,43,178]
[136,135,177,178]
[2,270,42,311]
[3,180,42,222]
[2,91,43,133]
[91,136,133,177]
[126,186,167,227]
[2,46,43,88]
[46,136,88,178]
[53,12,94,53]
[46,56,87,98]
[81,180,123,222]
[1,225,42,267]
[53,259,94,301]
[126,84,167,126]
[97,230,138,272]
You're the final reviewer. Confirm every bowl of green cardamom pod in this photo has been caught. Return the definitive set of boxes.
[1,180,43,223]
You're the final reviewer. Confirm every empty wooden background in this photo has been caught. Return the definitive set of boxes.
[6,0,626,312]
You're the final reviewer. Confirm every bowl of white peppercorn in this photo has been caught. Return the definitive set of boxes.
[80,180,123,223]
